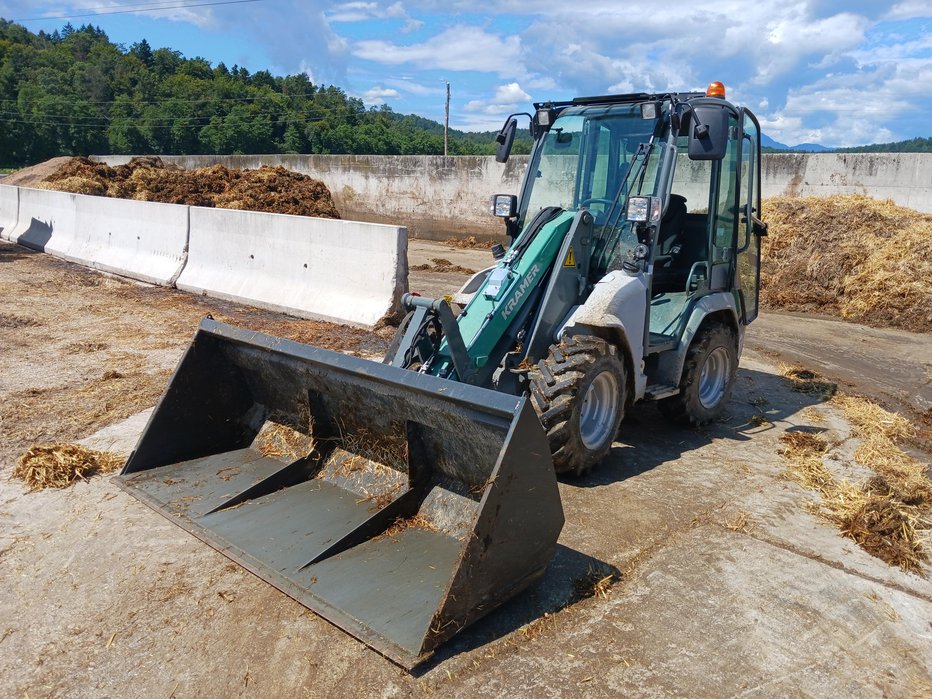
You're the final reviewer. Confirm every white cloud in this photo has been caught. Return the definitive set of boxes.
[464,82,532,117]
[360,85,400,105]
[884,1,932,20]
[492,82,530,103]
[354,25,524,76]
[326,2,408,22]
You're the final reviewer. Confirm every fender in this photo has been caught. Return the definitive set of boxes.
[555,271,649,401]
[652,291,742,388]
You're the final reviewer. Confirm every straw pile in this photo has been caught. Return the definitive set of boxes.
[13,443,123,490]
[410,258,477,274]
[36,157,341,219]
[779,392,931,572]
[761,196,932,332]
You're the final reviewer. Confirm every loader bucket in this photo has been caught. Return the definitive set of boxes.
[115,318,563,668]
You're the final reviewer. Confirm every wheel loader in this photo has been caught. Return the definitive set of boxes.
[115,82,765,668]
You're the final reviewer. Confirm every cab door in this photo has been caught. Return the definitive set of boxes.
[736,110,765,323]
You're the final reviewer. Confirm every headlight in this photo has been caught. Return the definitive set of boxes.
[489,194,517,218]
[626,196,662,224]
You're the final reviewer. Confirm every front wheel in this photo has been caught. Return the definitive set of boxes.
[659,322,737,425]
[528,336,626,477]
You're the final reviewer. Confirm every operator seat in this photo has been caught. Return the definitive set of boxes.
[652,194,687,294]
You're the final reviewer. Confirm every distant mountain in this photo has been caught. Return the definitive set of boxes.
[761,134,790,150]
[761,134,831,153]
[790,142,832,152]
[835,137,932,154]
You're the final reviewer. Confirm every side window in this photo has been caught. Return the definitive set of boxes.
[712,116,739,261]
[736,114,761,322]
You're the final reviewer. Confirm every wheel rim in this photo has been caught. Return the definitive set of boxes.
[579,371,620,450]
[698,346,731,409]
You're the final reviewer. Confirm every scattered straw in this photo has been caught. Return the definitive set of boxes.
[13,443,123,490]
[254,421,315,460]
[778,395,931,572]
[381,514,438,539]
[723,509,755,533]
[572,565,618,601]
[779,364,837,399]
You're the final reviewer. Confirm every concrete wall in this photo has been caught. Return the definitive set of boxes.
[96,153,932,240]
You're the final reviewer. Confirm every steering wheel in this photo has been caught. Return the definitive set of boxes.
[579,197,615,224]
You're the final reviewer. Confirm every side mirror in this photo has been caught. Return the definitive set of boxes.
[495,118,518,163]
[687,105,728,160]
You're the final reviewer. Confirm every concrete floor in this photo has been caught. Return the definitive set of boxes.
[1,239,930,697]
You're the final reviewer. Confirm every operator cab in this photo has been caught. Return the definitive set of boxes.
[492,83,765,360]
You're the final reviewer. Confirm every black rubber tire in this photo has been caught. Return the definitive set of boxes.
[528,336,626,477]
[658,322,738,426]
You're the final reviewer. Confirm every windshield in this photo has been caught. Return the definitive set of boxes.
[519,103,669,273]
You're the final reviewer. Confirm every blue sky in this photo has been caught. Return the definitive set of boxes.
[2,0,930,146]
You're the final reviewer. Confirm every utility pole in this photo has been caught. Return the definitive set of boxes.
[444,81,450,157]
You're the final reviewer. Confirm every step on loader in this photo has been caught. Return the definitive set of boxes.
[117,82,766,668]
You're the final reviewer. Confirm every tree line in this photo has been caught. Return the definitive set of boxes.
[0,20,532,167]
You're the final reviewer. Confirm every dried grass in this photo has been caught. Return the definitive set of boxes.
[779,364,837,400]
[410,258,477,274]
[761,195,932,332]
[572,565,618,601]
[1,367,171,448]
[445,235,495,249]
[381,514,438,539]
[778,394,931,572]
[13,443,123,490]
[254,420,315,460]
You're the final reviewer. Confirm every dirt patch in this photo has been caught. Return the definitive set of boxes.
[0,246,387,469]
[410,257,476,274]
[30,157,340,219]
[761,195,932,332]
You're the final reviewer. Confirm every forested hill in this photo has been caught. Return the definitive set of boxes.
[833,137,932,153]
[0,20,531,167]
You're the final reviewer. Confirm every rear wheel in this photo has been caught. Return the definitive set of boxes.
[529,336,626,477]
[659,322,737,425]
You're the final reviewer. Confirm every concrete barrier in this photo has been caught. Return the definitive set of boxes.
[176,206,407,328]
[56,195,189,286]
[7,186,77,251]
[0,185,17,241]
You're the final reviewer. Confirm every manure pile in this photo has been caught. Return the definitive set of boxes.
[761,195,932,332]
[36,156,341,219]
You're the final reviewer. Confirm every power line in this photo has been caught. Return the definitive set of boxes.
[11,0,265,22]
[1,109,371,129]
[0,91,323,106]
